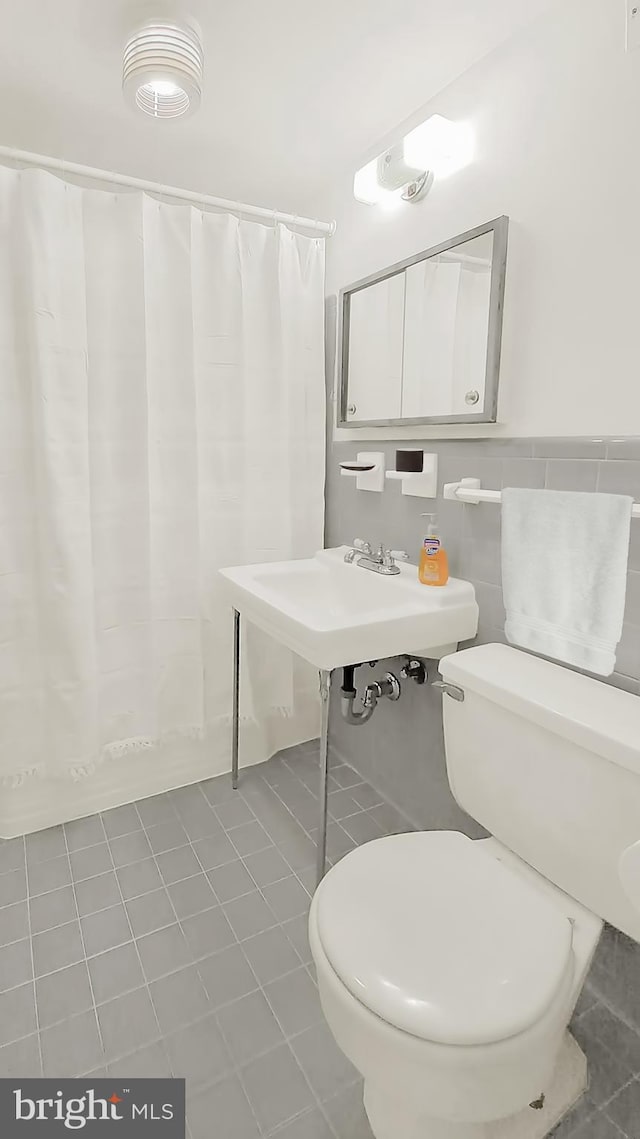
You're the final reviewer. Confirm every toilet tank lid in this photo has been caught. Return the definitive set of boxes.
[440,644,640,777]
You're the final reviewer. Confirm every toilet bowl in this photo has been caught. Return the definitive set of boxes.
[310,644,640,1138]
[310,831,599,1139]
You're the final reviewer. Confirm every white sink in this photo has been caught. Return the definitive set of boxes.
[219,547,478,670]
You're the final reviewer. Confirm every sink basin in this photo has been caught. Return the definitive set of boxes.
[219,547,478,670]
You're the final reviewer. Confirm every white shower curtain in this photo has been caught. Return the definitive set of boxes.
[0,166,325,785]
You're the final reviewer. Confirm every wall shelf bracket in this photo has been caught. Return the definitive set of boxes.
[339,452,385,493]
[385,452,438,498]
[443,476,482,504]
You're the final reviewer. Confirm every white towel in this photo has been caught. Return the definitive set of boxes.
[501,488,633,676]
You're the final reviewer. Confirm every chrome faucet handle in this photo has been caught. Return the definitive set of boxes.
[382,548,410,568]
[344,538,373,564]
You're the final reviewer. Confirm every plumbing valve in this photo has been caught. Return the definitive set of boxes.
[401,658,427,685]
[363,672,401,707]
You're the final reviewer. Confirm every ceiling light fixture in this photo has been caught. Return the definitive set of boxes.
[123,17,204,119]
[353,115,473,206]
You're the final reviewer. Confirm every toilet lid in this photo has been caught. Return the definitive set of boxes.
[315,831,573,1046]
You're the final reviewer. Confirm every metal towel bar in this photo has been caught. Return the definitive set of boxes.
[443,478,640,519]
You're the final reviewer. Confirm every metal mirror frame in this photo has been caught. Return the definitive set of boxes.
[337,215,509,428]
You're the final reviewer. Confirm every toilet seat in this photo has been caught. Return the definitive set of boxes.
[315,831,574,1047]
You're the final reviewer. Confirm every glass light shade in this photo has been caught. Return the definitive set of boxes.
[403,115,473,179]
[123,20,203,119]
[353,159,402,206]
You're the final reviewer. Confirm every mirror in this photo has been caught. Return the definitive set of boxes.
[338,216,508,426]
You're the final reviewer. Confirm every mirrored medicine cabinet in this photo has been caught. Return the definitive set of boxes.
[338,215,509,428]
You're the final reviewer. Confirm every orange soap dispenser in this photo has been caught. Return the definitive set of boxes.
[418,514,449,586]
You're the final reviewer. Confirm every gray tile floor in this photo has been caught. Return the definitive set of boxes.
[553,990,640,1139]
[0,740,638,1138]
[0,741,407,1139]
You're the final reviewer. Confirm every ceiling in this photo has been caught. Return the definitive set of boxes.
[0,0,554,216]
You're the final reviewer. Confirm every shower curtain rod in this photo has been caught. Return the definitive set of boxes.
[0,144,336,237]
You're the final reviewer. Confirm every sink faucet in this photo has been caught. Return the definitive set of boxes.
[344,538,372,564]
[344,539,410,576]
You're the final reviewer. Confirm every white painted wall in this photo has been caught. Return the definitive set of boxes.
[320,0,640,440]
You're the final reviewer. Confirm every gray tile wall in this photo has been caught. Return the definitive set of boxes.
[327,434,640,698]
[324,306,640,1065]
[326,432,640,839]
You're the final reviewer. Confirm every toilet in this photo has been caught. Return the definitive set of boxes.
[309,643,640,1139]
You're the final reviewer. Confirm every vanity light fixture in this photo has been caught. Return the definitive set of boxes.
[404,114,473,178]
[353,114,473,206]
[123,17,204,119]
[353,143,433,208]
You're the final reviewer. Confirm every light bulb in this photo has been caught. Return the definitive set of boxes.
[145,79,180,97]
[353,159,400,207]
[404,115,474,179]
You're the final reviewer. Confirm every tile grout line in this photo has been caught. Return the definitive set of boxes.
[0,938,321,1052]
[2,858,304,976]
[2,764,398,1005]
[236,756,391,873]
[95,808,168,1075]
[221,836,322,1129]
[0,761,377,885]
[82,944,331,1102]
[60,820,107,1066]
[597,1072,638,1112]
[279,749,382,808]
[155,787,302,1138]
[8,813,318,998]
[182,772,346,1138]
[139,804,269,935]
[253,962,338,1139]
[229,806,316,898]
[126,792,289,1118]
[22,835,44,1076]
[585,984,640,1042]
[231,756,418,1137]
[248,760,353,876]
[600,1081,637,1139]
[573,1001,640,1094]
[127,795,238,1087]
[266,1107,328,1139]
[153,776,336,1135]
[149,786,302,947]
[224,778,327,899]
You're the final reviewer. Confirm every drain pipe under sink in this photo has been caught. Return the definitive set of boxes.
[340,664,401,726]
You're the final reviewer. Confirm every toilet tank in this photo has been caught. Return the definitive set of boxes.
[439,643,640,943]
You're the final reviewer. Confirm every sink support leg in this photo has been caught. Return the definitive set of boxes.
[316,669,332,886]
[231,608,240,791]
